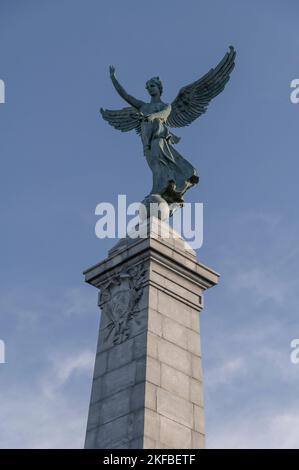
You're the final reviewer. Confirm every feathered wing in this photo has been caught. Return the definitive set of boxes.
[166,46,236,128]
[100,107,141,135]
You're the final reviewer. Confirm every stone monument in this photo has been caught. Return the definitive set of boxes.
[84,47,236,449]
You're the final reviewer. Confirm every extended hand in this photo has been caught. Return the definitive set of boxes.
[109,65,115,78]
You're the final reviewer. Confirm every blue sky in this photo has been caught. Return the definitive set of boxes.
[0,0,299,448]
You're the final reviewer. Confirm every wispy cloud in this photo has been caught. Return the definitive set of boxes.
[0,348,94,448]
[207,408,299,449]
[202,208,299,449]
[232,267,289,304]
[40,349,94,399]
[205,357,245,387]
[0,285,97,448]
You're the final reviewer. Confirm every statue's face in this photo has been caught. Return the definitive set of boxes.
[146,81,160,97]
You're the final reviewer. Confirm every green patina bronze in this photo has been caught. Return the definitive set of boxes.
[101,47,236,215]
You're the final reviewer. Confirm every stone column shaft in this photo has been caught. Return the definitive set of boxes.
[84,219,219,449]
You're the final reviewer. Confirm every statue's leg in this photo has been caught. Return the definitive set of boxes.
[141,121,154,151]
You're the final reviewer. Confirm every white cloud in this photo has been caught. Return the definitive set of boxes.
[233,267,288,304]
[0,390,87,449]
[0,348,94,448]
[205,357,245,387]
[207,408,299,449]
[53,350,94,383]
[41,349,94,399]
[63,287,97,317]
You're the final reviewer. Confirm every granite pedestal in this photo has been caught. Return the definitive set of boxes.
[84,218,219,449]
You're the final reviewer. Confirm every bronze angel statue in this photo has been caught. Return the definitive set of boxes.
[101,46,236,214]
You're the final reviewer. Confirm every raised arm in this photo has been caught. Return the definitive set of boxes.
[109,66,144,110]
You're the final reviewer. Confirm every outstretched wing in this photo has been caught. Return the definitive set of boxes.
[100,107,141,135]
[166,46,236,128]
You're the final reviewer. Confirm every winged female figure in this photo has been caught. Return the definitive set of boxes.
[101,46,236,212]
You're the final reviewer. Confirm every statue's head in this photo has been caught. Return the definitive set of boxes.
[146,77,163,97]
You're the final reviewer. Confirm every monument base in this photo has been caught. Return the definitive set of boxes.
[84,217,219,449]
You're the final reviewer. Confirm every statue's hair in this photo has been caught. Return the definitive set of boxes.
[146,76,163,95]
